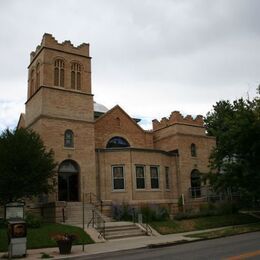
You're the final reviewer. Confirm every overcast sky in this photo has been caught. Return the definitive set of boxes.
[0,0,259,130]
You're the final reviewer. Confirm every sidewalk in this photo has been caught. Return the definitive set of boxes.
[0,226,231,259]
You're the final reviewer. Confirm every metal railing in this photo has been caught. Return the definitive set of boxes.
[188,186,241,201]
[87,208,106,239]
[131,208,152,236]
[141,222,153,236]
[84,192,106,239]
[84,192,103,213]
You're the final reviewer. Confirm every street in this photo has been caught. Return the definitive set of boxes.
[75,232,260,260]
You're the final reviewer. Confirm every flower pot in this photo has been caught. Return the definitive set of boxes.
[57,240,72,254]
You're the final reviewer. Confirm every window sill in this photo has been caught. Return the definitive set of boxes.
[64,147,75,150]
[112,190,126,193]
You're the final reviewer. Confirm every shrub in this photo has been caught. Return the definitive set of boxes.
[216,202,239,215]
[112,203,169,222]
[112,203,133,221]
[25,213,43,228]
[0,218,6,228]
[174,202,239,220]
[141,204,169,222]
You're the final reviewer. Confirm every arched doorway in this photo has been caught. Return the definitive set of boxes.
[58,160,79,201]
[191,169,201,198]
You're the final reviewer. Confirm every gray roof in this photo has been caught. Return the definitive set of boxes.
[94,101,109,113]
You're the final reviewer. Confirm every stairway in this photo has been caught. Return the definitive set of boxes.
[64,204,148,240]
[65,202,111,226]
[104,221,148,240]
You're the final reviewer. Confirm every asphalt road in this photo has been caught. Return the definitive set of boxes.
[74,231,260,260]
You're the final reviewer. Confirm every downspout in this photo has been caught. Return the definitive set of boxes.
[174,154,181,198]
[96,149,101,200]
[129,149,134,202]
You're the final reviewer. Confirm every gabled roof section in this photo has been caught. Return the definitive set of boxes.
[95,105,147,133]
[17,113,25,129]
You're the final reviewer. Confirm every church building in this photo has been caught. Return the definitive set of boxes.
[18,34,215,221]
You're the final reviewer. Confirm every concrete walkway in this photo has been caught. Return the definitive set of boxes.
[0,225,231,259]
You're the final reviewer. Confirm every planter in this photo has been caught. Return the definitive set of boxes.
[57,240,72,254]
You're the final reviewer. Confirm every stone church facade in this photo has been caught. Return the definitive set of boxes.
[18,34,215,220]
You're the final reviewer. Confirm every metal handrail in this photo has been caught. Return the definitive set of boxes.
[132,209,152,236]
[87,208,106,239]
[188,186,241,200]
[140,222,153,236]
[84,192,103,213]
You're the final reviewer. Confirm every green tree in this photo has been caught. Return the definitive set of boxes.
[205,88,260,205]
[0,128,56,205]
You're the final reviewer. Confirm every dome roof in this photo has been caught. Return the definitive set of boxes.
[94,101,109,113]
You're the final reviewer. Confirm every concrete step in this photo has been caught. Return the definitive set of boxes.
[105,230,146,240]
[65,202,113,227]
[105,228,144,236]
[105,225,138,232]
[66,207,94,211]
[66,213,93,217]
[105,234,145,240]
[103,222,147,240]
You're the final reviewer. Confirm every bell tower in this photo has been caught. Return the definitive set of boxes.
[25,34,96,201]
[26,33,93,125]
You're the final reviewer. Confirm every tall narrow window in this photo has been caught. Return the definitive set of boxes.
[191,143,197,157]
[30,69,35,96]
[64,130,74,148]
[112,166,125,190]
[71,63,81,90]
[191,169,201,198]
[150,166,159,189]
[54,59,65,87]
[136,166,145,189]
[36,62,40,90]
[165,167,170,190]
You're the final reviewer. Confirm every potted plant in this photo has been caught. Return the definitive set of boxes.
[51,233,77,254]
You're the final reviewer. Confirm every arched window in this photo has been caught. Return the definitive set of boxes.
[71,63,81,90]
[54,59,64,87]
[64,130,74,148]
[106,136,130,148]
[191,169,201,198]
[36,62,40,90]
[191,143,197,157]
[30,69,35,96]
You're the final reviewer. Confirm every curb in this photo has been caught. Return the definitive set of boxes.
[147,228,260,249]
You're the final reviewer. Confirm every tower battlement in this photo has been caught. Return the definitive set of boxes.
[152,111,204,131]
[30,33,90,62]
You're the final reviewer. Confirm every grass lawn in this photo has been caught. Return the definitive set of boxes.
[186,222,260,239]
[0,223,94,252]
[150,213,260,235]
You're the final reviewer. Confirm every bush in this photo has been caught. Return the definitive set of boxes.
[112,203,169,222]
[174,211,201,220]
[0,218,6,228]
[174,202,239,220]
[141,204,169,222]
[112,203,133,221]
[216,202,239,215]
[25,213,43,228]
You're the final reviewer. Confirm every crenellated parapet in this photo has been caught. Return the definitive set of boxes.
[30,33,89,62]
[152,111,204,131]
